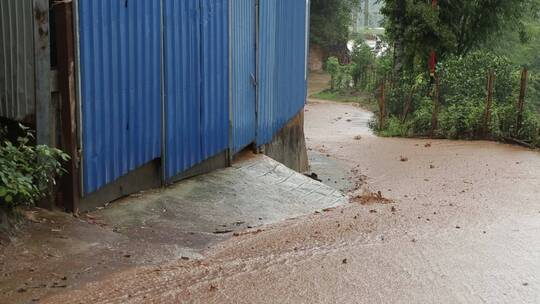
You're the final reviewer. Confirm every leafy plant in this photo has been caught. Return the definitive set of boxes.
[326,56,353,91]
[0,124,69,208]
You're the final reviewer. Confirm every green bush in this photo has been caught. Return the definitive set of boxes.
[441,51,515,106]
[410,97,435,135]
[438,100,486,139]
[377,116,412,137]
[350,42,375,89]
[0,124,69,208]
[326,56,353,91]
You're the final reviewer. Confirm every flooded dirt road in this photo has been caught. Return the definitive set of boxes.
[36,98,540,303]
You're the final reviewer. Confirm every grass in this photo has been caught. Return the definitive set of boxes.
[310,89,378,112]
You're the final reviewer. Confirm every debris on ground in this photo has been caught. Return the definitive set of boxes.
[425,143,432,148]
[304,172,323,182]
[400,155,409,162]
[354,135,362,140]
[350,190,394,205]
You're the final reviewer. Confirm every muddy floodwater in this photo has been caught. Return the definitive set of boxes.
[31,99,540,304]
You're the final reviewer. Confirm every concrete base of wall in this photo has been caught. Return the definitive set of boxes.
[79,160,162,212]
[79,151,228,212]
[260,109,309,173]
[168,151,228,184]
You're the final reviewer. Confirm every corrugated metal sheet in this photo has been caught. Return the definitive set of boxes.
[200,0,229,160]
[0,0,35,121]
[78,0,162,194]
[164,0,229,180]
[231,0,257,153]
[257,0,309,146]
[163,0,201,179]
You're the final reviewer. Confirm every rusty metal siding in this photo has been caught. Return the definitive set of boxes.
[257,0,309,146]
[164,0,229,180]
[78,0,162,194]
[231,0,257,153]
[0,0,36,121]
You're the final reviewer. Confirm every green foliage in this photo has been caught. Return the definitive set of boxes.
[0,124,69,208]
[350,42,376,89]
[310,0,359,50]
[377,116,412,137]
[440,51,515,106]
[326,57,353,91]
[380,0,534,77]
[372,50,540,147]
[438,101,486,139]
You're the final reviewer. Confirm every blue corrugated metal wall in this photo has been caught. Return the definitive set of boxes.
[164,0,229,180]
[78,0,162,194]
[231,0,257,153]
[201,0,230,160]
[257,0,309,146]
[77,0,308,195]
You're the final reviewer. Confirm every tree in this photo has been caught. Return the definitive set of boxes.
[380,0,533,75]
[310,0,359,59]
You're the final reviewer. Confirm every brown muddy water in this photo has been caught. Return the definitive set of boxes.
[33,100,540,304]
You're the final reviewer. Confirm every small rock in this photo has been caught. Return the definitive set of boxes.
[400,155,409,162]
[369,210,377,213]
[17,288,27,293]
[342,259,348,264]
[425,143,432,147]
[123,254,131,258]
[456,226,461,229]
[181,256,190,261]
[429,165,435,169]
[523,283,529,286]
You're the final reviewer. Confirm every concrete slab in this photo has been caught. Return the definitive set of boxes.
[99,153,345,235]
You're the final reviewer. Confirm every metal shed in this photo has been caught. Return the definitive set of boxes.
[0,0,310,211]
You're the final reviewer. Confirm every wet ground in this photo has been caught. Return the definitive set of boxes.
[4,72,540,302]
[25,96,540,303]
[0,154,345,304]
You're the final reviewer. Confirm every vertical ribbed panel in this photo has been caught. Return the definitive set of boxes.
[231,0,257,153]
[201,0,229,160]
[78,0,162,195]
[0,0,35,121]
[258,0,278,146]
[164,0,229,180]
[257,0,308,146]
[164,0,202,179]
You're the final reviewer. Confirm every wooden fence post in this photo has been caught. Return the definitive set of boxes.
[402,85,416,123]
[516,67,528,134]
[430,73,441,137]
[54,1,81,212]
[483,70,495,138]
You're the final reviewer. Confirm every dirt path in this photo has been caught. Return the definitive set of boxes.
[34,94,540,303]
